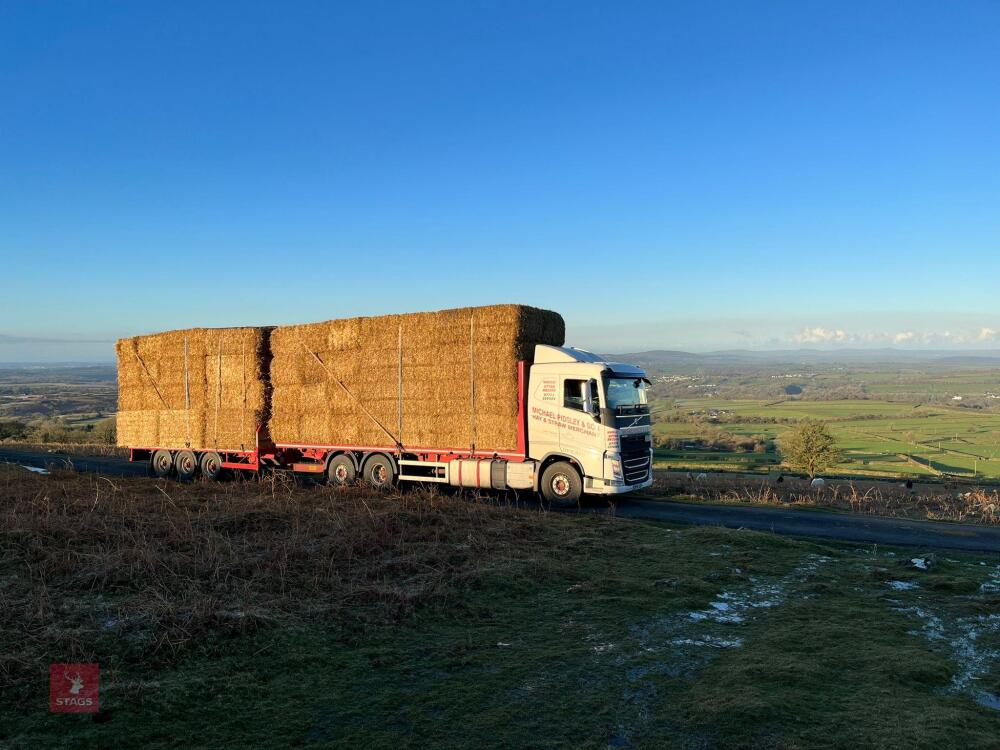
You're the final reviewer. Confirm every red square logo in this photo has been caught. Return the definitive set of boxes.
[50,663,99,713]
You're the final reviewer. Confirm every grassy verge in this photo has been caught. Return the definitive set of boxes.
[2,466,999,748]
[648,472,1000,525]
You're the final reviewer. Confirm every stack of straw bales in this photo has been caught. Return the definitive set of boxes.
[116,327,271,450]
[269,305,564,451]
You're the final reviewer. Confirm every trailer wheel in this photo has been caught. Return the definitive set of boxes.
[200,451,224,481]
[540,461,582,507]
[174,450,198,480]
[361,454,396,490]
[327,454,356,486]
[151,450,173,478]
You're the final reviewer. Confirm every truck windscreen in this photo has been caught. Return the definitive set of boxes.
[605,377,649,410]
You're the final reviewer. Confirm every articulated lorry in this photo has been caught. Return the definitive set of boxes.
[117,305,653,505]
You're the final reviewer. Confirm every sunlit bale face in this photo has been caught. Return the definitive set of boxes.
[115,327,270,450]
[268,305,565,450]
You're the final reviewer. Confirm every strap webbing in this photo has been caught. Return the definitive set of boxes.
[132,342,169,409]
[469,311,476,453]
[215,339,222,448]
[299,339,403,450]
[397,323,403,450]
[240,340,246,450]
[183,336,191,447]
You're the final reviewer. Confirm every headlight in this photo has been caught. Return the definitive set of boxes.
[604,453,623,481]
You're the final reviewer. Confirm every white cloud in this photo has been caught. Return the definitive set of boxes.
[792,327,849,344]
[786,325,1000,348]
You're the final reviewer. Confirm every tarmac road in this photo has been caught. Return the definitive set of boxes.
[2,445,999,554]
[0,446,149,477]
[605,495,1000,554]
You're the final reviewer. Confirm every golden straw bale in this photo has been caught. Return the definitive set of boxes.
[268,304,563,450]
[116,326,270,450]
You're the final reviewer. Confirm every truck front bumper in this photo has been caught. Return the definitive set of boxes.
[584,474,654,495]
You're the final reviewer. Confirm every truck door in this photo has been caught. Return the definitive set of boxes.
[527,370,560,459]
[559,377,602,455]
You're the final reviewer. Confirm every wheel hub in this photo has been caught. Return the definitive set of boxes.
[552,474,570,496]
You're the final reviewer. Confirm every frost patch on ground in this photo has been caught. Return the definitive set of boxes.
[979,566,1000,594]
[687,583,784,624]
[976,691,1000,711]
[894,597,1000,709]
[686,554,832,627]
[598,553,833,745]
[670,636,743,649]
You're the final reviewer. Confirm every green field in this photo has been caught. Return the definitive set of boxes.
[654,399,1000,479]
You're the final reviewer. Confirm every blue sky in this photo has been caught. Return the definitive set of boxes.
[1,1,998,361]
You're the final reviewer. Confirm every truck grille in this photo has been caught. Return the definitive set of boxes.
[620,435,651,484]
[622,452,651,484]
[614,405,651,429]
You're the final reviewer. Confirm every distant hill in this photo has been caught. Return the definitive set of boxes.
[604,349,1000,367]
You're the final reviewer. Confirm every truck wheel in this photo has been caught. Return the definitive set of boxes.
[200,451,224,481]
[174,450,198,480]
[540,462,582,507]
[151,450,173,478]
[327,454,356,486]
[361,454,396,490]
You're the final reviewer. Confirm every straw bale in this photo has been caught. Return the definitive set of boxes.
[268,304,564,450]
[116,326,270,450]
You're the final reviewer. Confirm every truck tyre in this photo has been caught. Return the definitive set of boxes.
[152,450,173,478]
[200,451,224,481]
[361,453,396,490]
[540,461,582,507]
[327,454,356,486]
[174,450,198,480]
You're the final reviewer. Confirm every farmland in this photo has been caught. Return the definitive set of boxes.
[0,364,117,424]
[654,399,1000,478]
[2,465,999,748]
[644,356,1000,480]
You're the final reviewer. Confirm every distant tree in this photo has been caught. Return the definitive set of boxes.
[0,420,29,441]
[92,417,116,445]
[29,418,74,443]
[778,420,840,478]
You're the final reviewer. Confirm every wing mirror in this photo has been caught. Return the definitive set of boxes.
[583,379,601,419]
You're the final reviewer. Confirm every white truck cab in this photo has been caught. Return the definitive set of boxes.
[527,345,653,504]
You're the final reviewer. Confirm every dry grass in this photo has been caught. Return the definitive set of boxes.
[0,465,561,692]
[654,473,1000,524]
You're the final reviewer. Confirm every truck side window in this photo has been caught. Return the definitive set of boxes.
[563,379,586,411]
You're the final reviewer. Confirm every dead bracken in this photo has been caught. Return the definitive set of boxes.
[0,464,562,690]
